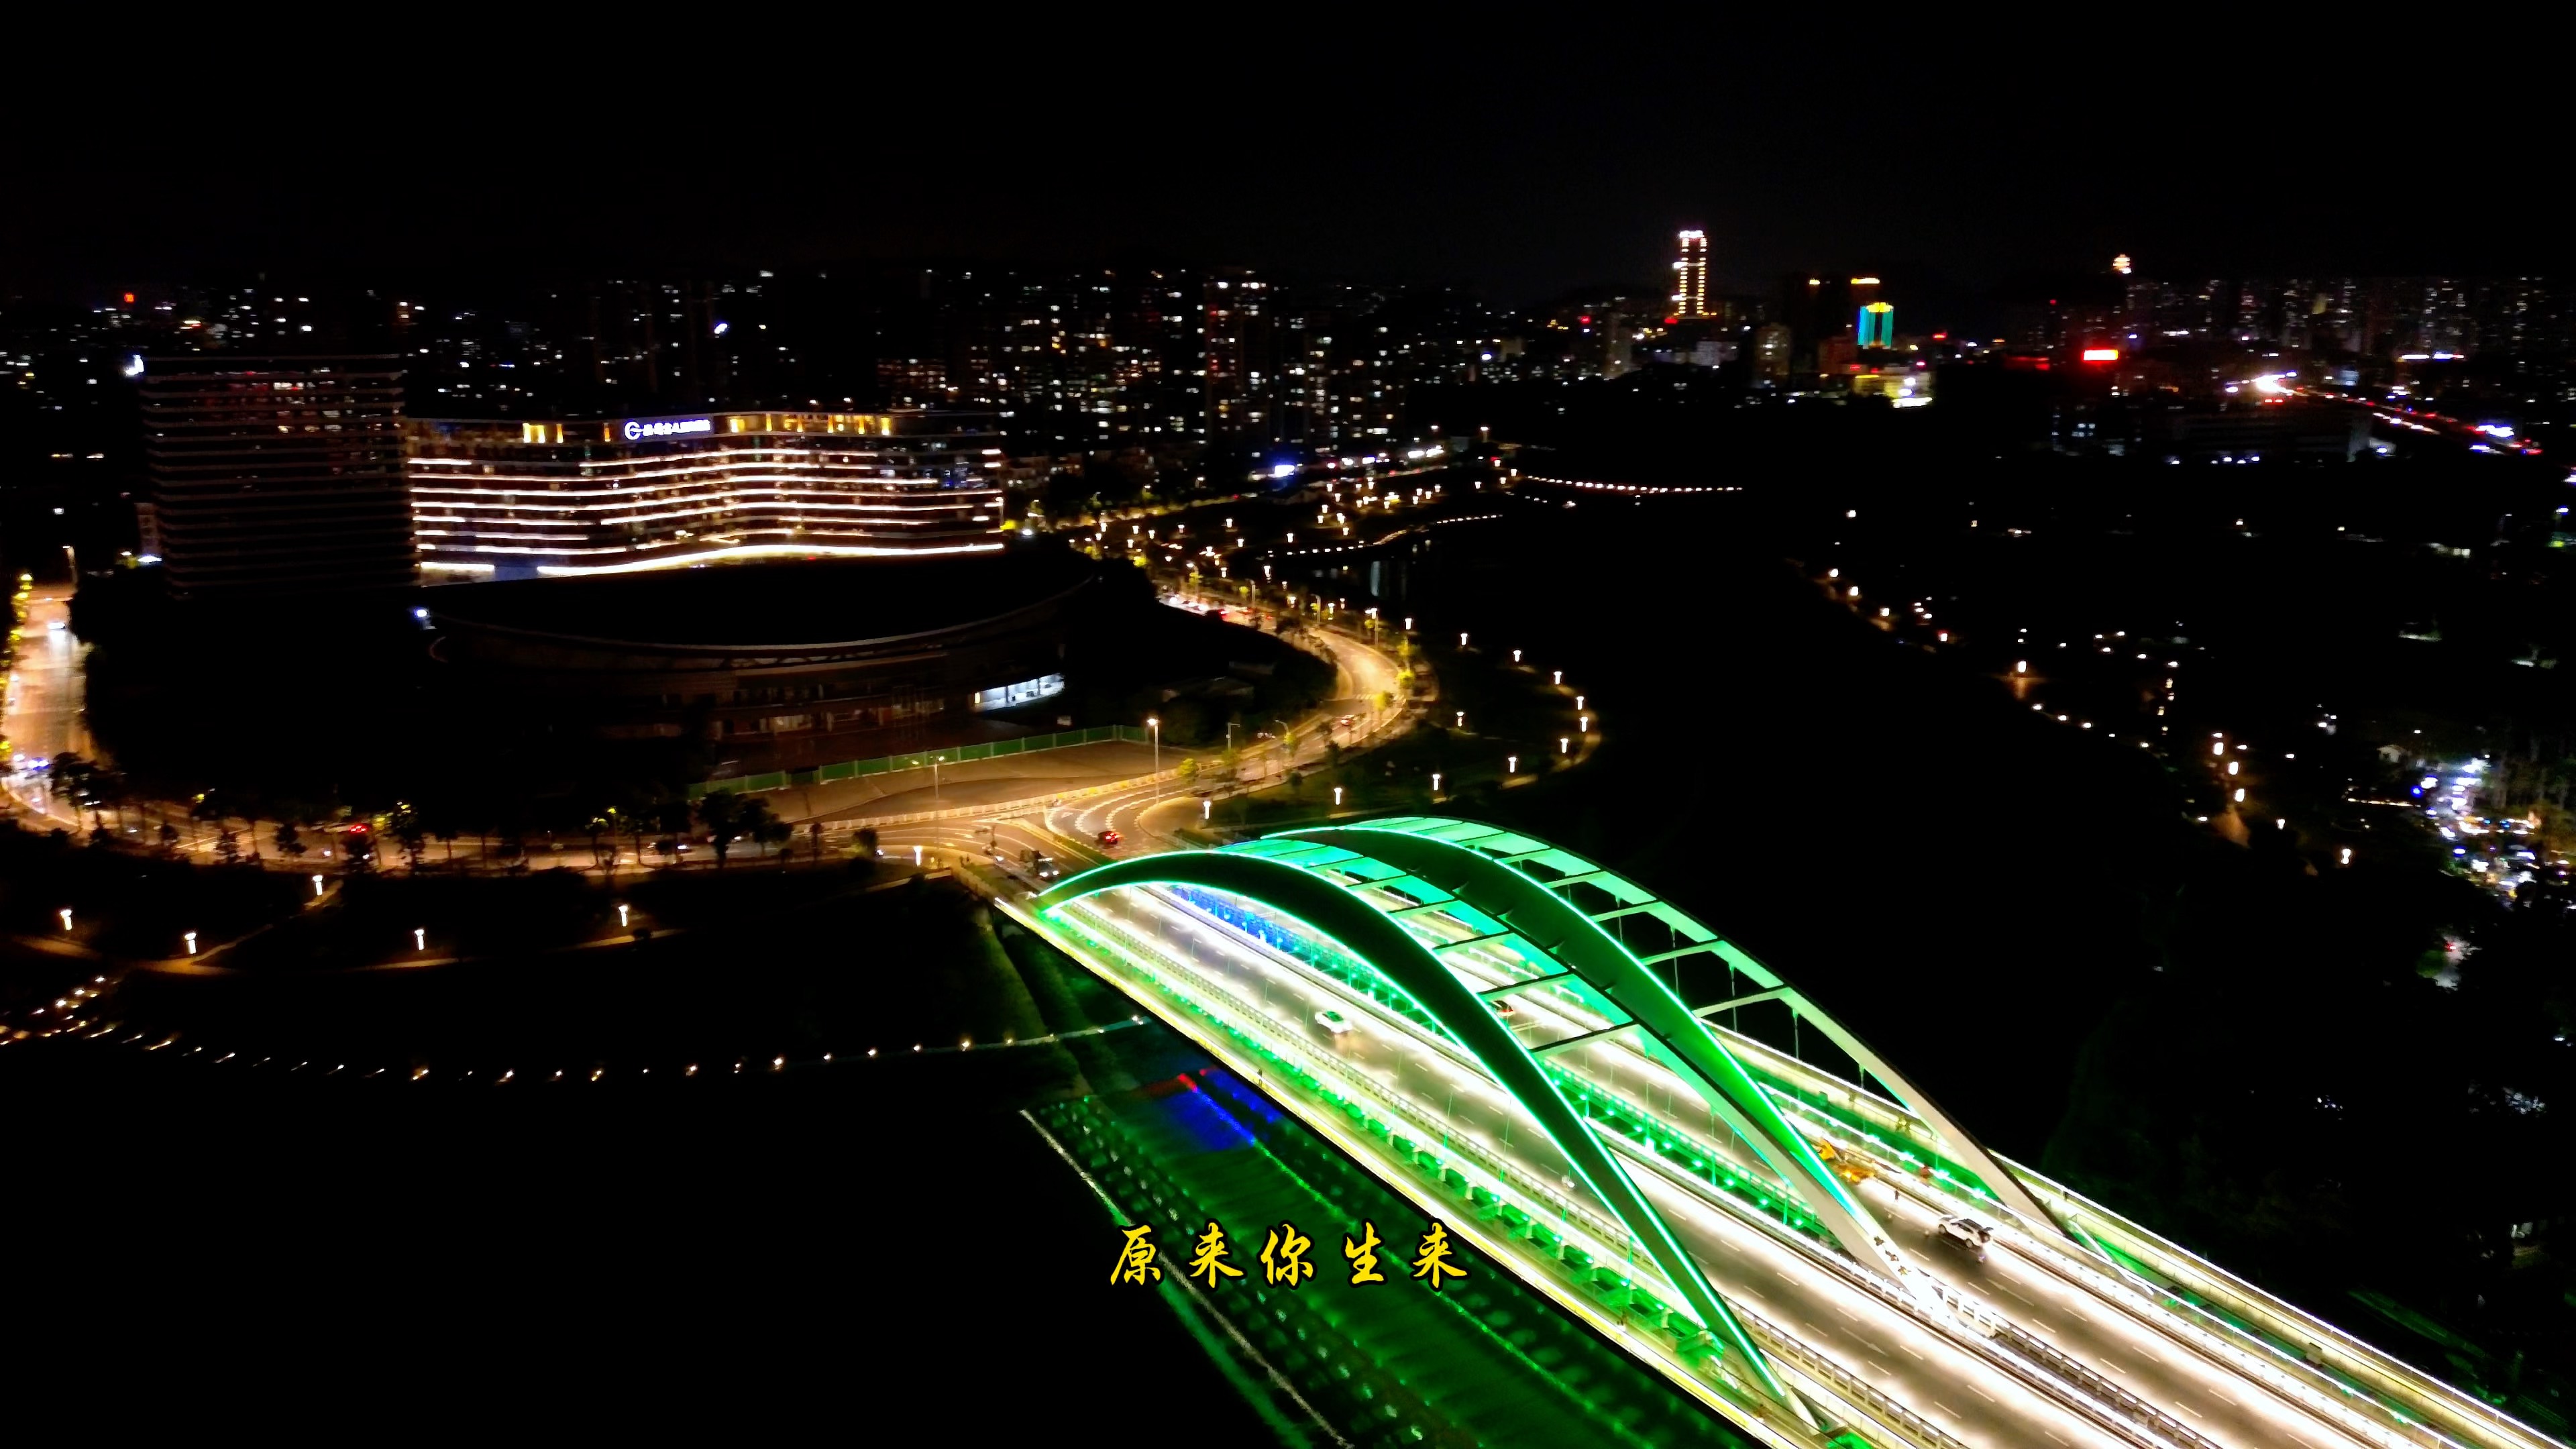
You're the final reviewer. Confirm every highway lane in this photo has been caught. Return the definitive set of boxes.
[1389,904,2400,1448]
[3,592,95,830]
[1057,885,2387,1449]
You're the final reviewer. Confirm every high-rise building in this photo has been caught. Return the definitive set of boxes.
[1671,231,1711,319]
[138,355,416,598]
[1858,301,1896,348]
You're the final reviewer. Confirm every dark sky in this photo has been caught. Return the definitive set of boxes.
[5,30,2557,311]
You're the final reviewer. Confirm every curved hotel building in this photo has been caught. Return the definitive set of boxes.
[407,410,1005,578]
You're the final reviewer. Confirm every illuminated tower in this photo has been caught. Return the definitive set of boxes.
[1671,230,1710,319]
[1858,299,1894,349]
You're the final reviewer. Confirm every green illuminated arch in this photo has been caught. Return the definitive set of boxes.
[1031,847,1801,1411]
[1278,818,2068,1240]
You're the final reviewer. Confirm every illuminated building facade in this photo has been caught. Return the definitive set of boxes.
[1671,230,1711,319]
[1858,301,1896,348]
[407,410,1005,578]
[138,355,418,598]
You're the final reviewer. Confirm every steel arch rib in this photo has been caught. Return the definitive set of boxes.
[1280,826,1922,1295]
[1030,851,1804,1413]
[1312,818,2073,1244]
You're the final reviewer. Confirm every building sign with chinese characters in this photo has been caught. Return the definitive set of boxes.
[622,417,714,441]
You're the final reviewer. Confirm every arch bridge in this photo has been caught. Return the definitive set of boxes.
[1028,815,2076,1428]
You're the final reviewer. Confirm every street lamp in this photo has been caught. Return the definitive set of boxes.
[1146,715,1161,786]
[1560,737,1570,755]
[1333,787,1344,807]
[312,874,325,897]
[1507,755,1518,774]
[184,931,198,955]
[617,904,631,928]
[1575,695,1585,711]
[58,908,72,932]
[413,928,426,952]
[1459,632,1468,647]
[1553,670,1562,685]
[1431,772,1442,794]
[1454,711,1465,728]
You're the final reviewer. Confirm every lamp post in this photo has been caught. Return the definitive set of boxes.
[1147,715,1161,791]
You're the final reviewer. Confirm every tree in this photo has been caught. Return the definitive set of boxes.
[857,827,880,859]
[189,791,225,851]
[273,820,306,861]
[343,827,377,873]
[741,798,792,859]
[389,804,428,871]
[157,820,180,855]
[215,828,241,866]
[698,790,745,867]
[50,752,97,814]
[1177,757,1199,784]
[1375,690,1395,716]
[587,812,616,873]
[808,820,825,864]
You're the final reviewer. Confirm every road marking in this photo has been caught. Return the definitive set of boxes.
[1931,1401,1960,1419]
[2178,1403,2203,1418]
[2097,1356,2130,1376]
[1898,1341,1925,1360]
[2208,1388,2241,1406]
[1996,1282,2035,1307]
[1870,1358,1894,1378]
[1967,1381,1994,1403]
[2025,1318,2057,1335]
[2043,1430,2069,1444]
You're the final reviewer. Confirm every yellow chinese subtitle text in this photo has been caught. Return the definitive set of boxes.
[1344,1220,1387,1285]
[1110,1223,1162,1285]
[1187,1220,1245,1286]
[1412,1220,1468,1290]
[1260,1221,1317,1287]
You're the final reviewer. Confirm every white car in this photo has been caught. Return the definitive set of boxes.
[1314,1008,1354,1036]
[1937,1215,1994,1260]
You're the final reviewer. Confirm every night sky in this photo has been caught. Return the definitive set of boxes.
[5,33,2555,309]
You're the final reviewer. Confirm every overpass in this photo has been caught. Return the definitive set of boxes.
[1002,816,2563,1449]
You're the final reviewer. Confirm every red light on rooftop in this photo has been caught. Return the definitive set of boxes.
[1664,315,1679,325]
[2080,347,2121,362]
[1578,315,1592,324]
